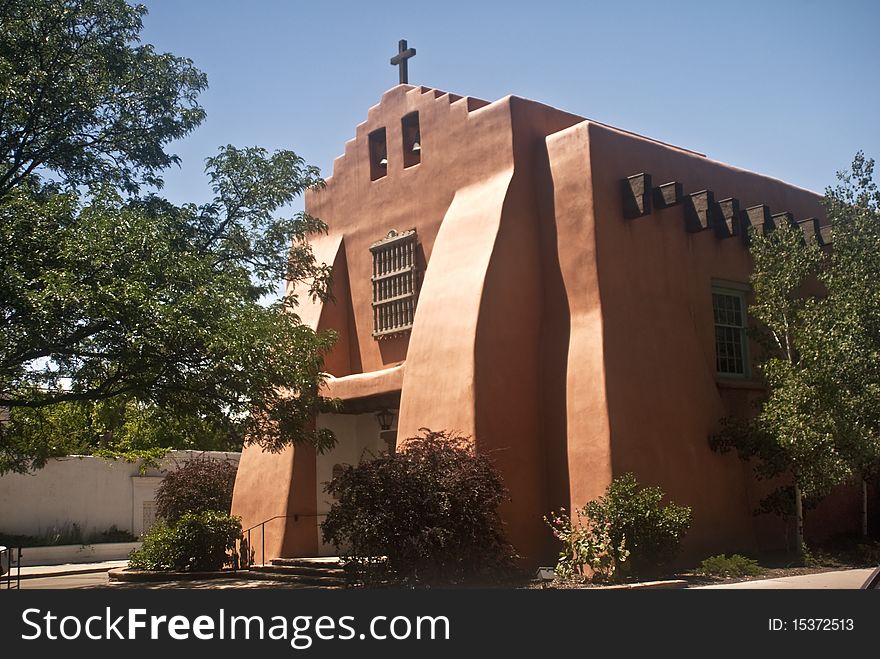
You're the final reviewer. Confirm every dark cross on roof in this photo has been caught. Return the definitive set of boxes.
[390,39,416,84]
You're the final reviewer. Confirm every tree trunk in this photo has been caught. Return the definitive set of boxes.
[794,483,805,556]
[862,477,869,538]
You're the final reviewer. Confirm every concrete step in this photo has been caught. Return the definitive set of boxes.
[240,556,350,588]
[245,568,346,587]
[251,564,346,579]
[270,557,344,569]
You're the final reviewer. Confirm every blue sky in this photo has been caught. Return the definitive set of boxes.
[141,0,879,206]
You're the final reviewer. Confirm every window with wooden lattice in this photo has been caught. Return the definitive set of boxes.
[370,229,419,338]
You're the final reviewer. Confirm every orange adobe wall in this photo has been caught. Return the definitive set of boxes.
[232,84,864,566]
[232,85,585,562]
[583,122,826,557]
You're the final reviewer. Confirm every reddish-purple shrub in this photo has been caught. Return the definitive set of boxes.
[321,429,516,584]
[155,457,238,523]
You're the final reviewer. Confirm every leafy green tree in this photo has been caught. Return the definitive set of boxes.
[0,401,97,472]
[0,1,337,472]
[712,221,849,554]
[1,151,336,474]
[817,153,880,536]
[712,153,880,551]
[0,397,243,473]
[0,0,206,195]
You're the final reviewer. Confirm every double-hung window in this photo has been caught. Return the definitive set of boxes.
[712,287,749,377]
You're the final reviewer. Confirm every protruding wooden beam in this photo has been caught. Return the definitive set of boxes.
[653,181,683,208]
[716,197,741,238]
[771,211,795,230]
[684,190,714,233]
[741,204,773,242]
[622,173,652,219]
[796,217,820,244]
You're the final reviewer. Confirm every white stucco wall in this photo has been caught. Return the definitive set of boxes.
[315,412,396,555]
[0,450,240,538]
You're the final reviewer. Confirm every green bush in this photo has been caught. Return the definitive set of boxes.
[128,510,241,572]
[546,473,691,582]
[585,473,691,577]
[855,542,880,565]
[321,429,517,585]
[155,457,237,523]
[700,554,765,578]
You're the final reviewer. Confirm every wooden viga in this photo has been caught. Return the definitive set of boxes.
[621,172,832,246]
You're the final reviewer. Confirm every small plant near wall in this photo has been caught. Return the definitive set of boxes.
[544,508,628,582]
[546,473,691,583]
[0,524,136,548]
[699,554,765,578]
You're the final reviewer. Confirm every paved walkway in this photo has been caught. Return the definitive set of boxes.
[17,560,129,579]
[18,572,307,589]
[692,568,874,589]
[10,561,321,589]
[7,562,875,590]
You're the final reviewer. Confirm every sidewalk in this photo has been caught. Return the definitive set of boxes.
[8,562,875,588]
[15,560,129,579]
[691,568,874,589]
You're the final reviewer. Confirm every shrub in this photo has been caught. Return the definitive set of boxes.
[585,473,691,577]
[128,510,241,572]
[321,429,516,584]
[700,554,765,578]
[544,508,628,582]
[89,525,137,543]
[546,473,691,581]
[0,524,137,547]
[40,522,83,546]
[0,524,82,547]
[856,541,880,565]
[155,457,237,523]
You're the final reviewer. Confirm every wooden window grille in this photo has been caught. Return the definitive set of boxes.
[371,229,419,338]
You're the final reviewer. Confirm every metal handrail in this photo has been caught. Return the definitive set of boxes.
[239,513,326,568]
[1,546,22,589]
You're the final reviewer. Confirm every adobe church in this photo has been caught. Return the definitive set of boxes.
[232,52,861,565]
